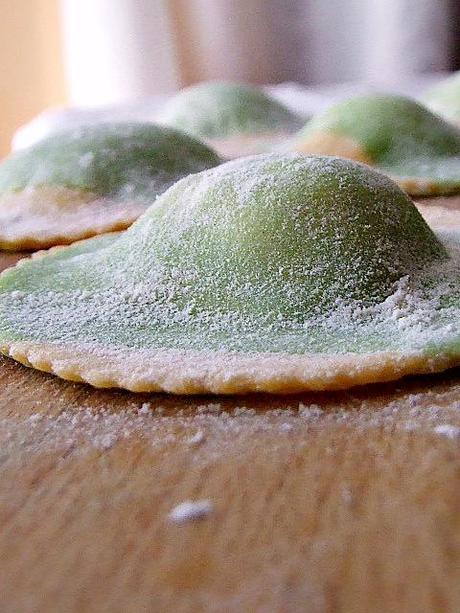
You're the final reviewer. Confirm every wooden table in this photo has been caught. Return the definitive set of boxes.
[1,223,460,612]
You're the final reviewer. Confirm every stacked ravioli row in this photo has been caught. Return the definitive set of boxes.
[1,79,460,394]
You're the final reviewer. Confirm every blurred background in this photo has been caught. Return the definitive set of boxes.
[1,0,459,156]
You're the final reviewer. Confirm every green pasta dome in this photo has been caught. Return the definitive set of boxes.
[0,122,221,203]
[131,154,445,318]
[289,95,460,195]
[157,82,304,139]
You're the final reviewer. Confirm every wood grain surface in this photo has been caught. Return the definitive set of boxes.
[0,196,460,613]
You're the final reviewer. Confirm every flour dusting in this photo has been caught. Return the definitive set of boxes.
[434,424,460,439]
[0,375,459,461]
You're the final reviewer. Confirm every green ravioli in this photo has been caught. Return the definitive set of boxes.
[0,155,459,394]
[0,122,220,250]
[157,82,305,158]
[289,94,460,196]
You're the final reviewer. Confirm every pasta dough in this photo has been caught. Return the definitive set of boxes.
[0,122,220,250]
[288,95,460,196]
[1,155,459,394]
[156,81,305,158]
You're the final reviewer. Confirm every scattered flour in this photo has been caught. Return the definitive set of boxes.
[434,424,460,439]
[1,379,458,461]
[279,423,294,432]
[298,403,324,418]
[93,432,118,450]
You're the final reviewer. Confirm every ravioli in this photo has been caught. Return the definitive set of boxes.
[0,122,220,250]
[0,154,459,394]
[157,81,305,158]
[288,95,460,196]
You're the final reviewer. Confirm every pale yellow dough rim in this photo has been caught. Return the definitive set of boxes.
[1,341,457,395]
[292,131,460,196]
[0,186,144,251]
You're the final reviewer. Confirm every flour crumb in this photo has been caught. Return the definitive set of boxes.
[434,424,460,439]
[168,500,213,523]
[407,394,423,408]
[94,433,118,450]
[197,403,222,414]
[187,430,205,446]
[138,402,151,415]
[233,406,256,417]
[298,403,324,419]
[340,486,353,505]
[28,413,44,424]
